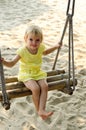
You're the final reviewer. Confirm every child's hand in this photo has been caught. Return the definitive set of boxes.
[58,41,62,47]
[0,57,4,63]
[56,41,62,49]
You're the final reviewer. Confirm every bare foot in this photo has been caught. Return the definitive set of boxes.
[38,111,53,120]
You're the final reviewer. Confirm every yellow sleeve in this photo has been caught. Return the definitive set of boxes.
[39,44,46,53]
[16,47,24,58]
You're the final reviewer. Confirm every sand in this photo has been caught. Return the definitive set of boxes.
[0,0,86,130]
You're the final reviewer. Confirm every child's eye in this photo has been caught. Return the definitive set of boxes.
[36,39,40,42]
[29,38,33,41]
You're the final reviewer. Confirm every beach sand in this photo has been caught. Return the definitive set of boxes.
[0,0,86,130]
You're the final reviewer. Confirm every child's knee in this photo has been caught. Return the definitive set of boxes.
[32,85,40,94]
[43,83,48,91]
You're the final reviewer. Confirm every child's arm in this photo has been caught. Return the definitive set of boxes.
[1,55,21,67]
[43,42,62,55]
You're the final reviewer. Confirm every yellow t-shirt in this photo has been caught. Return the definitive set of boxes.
[16,44,47,82]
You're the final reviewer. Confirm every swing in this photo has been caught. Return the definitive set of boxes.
[0,0,77,110]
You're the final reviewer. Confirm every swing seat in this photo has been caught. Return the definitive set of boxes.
[0,69,77,102]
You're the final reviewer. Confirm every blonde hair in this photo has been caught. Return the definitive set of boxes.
[24,25,43,42]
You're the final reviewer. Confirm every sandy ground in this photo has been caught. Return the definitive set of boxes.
[0,0,86,130]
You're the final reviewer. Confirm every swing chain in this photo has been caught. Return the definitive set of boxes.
[0,50,10,110]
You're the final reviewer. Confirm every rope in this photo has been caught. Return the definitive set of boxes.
[52,0,76,91]
[52,0,75,70]
[0,50,10,110]
[68,15,75,91]
[66,0,75,16]
[52,16,69,70]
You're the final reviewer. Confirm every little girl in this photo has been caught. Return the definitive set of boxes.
[2,25,62,120]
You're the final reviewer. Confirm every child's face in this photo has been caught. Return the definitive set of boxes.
[25,33,41,50]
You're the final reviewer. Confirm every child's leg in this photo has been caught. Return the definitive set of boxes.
[24,80,40,111]
[37,79,53,119]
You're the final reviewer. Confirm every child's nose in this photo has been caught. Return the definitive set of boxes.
[32,41,37,46]
[33,41,36,45]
